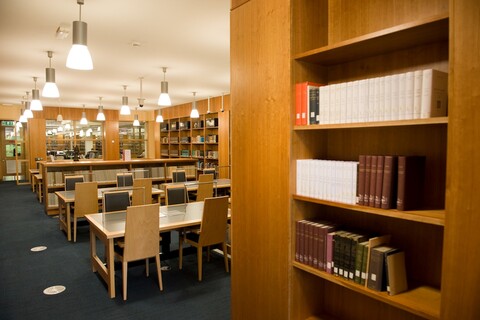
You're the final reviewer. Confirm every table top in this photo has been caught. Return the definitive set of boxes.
[55,186,164,203]
[85,202,209,239]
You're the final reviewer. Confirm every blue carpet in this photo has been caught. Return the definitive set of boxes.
[0,182,230,320]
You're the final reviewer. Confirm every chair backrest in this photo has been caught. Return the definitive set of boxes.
[165,185,187,205]
[65,175,85,191]
[172,170,186,183]
[123,203,160,261]
[196,174,214,202]
[117,172,134,187]
[103,190,130,213]
[132,178,152,206]
[203,168,216,179]
[73,182,98,218]
[198,196,229,246]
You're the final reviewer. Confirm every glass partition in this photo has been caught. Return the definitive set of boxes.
[119,121,146,159]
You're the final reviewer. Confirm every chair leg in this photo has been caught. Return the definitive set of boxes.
[179,234,184,270]
[155,254,163,291]
[222,242,229,273]
[122,261,128,301]
[197,246,203,281]
[145,258,149,277]
[73,217,77,243]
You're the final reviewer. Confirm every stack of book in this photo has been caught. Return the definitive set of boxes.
[357,155,426,211]
[295,220,408,295]
[296,159,358,205]
[295,69,448,125]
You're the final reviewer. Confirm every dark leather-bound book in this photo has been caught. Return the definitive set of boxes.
[374,155,385,208]
[368,155,378,207]
[396,155,426,210]
[367,245,399,291]
[381,156,398,209]
[364,155,372,207]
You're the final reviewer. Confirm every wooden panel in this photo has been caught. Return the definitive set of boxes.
[218,110,230,178]
[231,0,291,319]
[103,120,119,160]
[27,118,46,169]
[328,0,448,44]
[292,0,328,54]
[441,0,480,318]
[231,0,249,10]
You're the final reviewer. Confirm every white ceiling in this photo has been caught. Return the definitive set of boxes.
[0,0,230,111]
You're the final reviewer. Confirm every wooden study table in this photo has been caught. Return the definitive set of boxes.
[55,187,164,241]
[85,202,223,299]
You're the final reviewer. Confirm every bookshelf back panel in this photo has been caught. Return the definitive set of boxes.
[292,0,328,54]
[328,0,448,44]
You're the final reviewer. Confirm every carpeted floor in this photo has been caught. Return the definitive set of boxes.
[0,182,230,320]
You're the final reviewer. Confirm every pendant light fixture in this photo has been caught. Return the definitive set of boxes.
[96,97,105,121]
[155,109,164,123]
[137,76,145,108]
[120,85,130,115]
[158,67,171,106]
[19,100,28,123]
[133,108,140,127]
[190,92,199,118]
[66,0,93,70]
[42,51,60,98]
[16,121,22,128]
[80,104,88,125]
[24,92,33,119]
[56,106,63,122]
[30,77,43,111]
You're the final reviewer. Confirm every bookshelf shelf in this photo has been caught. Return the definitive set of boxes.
[293,195,445,226]
[293,261,440,320]
[294,117,448,131]
[294,13,448,66]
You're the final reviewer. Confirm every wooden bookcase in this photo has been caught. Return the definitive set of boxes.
[160,111,229,177]
[291,1,448,319]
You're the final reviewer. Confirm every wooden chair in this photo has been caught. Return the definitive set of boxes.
[172,170,186,183]
[195,174,214,202]
[65,175,84,191]
[114,203,163,300]
[103,190,130,213]
[165,185,187,205]
[116,172,134,187]
[203,168,216,179]
[132,178,153,206]
[72,182,98,242]
[179,196,229,281]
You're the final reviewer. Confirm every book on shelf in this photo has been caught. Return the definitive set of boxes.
[357,155,366,205]
[381,156,398,209]
[396,155,426,211]
[364,155,372,207]
[374,155,385,208]
[386,250,408,295]
[405,71,415,120]
[413,70,423,119]
[420,69,448,118]
[326,231,335,274]
[367,245,399,292]
[295,81,322,125]
[308,84,320,125]
[368,155,377,207]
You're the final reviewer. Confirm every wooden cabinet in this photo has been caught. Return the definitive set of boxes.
[291,1,448,319]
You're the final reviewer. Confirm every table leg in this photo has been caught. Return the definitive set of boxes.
[106,239,116,298]
[90,229,97,272]
[66,203,71,241]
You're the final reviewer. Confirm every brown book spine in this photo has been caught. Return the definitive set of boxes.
[381,156,398,209]
[396,156,426,210]
[364,155,372,207]
[295,220,302,262]
[298,220,306,264]
[369,155,378,207]
[374,155,385,208]
[312,222,320,269]
[357,155,366,205]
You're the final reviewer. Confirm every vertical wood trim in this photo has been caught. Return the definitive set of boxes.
[442,0,480,318]
[104,120,119,160]
[231,0,291,318]
[27,118,46,169]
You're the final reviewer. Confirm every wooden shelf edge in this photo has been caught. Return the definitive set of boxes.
[293,262,440,320]
[294,13,448,65]
[294,117,448,131]
[293,195,445,226]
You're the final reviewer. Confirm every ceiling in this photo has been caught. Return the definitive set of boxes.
[0,0,230,111]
